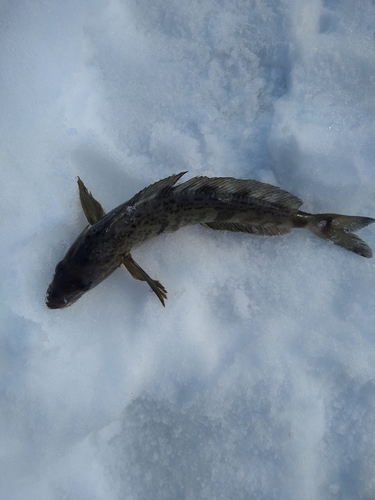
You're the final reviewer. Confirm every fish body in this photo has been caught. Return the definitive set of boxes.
[46,173,374,309]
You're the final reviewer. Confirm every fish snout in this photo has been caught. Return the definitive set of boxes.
[45,285,69,309]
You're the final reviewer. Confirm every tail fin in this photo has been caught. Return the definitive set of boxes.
[307,213,375,258]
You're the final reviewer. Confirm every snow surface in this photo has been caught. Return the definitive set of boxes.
[1,0,375,499]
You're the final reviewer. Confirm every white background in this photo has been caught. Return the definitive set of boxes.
[1,1,375,498]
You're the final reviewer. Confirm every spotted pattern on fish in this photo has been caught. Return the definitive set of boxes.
[46,173,375,309]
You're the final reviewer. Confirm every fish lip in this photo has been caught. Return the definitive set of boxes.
[46,299,64,309]
[46,296,68,309]
[45,286,70,309]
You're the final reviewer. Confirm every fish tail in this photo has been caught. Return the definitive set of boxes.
[306,213,375,258]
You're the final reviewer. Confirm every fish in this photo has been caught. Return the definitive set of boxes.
[46,173,375,309]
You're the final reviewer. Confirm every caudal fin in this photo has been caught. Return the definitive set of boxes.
[307,213,375,258]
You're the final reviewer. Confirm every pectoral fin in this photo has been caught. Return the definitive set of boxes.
[122,254,168,306]
[77,177,106,224]
[77,177,167,305]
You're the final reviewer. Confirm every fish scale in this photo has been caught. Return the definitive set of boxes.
[46,173,375,309]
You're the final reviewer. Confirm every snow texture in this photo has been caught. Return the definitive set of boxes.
[1,0,375,499]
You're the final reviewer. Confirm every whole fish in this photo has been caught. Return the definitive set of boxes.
[46,173,374,308]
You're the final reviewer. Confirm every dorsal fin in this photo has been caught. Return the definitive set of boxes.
[105,172,188,229]
[128,172,187,206]
[173,176,303,211]
[202,221,292,236]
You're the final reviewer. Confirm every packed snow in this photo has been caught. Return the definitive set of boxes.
[1,0,375,499]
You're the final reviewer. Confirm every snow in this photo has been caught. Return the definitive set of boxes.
[1,0,375,498]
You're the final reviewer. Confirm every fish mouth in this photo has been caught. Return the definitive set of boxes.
[45,286,70,309]
[46,298,66,309]
[46,278,93,309]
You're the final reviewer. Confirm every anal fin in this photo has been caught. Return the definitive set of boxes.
[202,221,291,236]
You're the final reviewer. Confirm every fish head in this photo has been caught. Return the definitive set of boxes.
[46,225,118,309]
[46,260,93,308]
